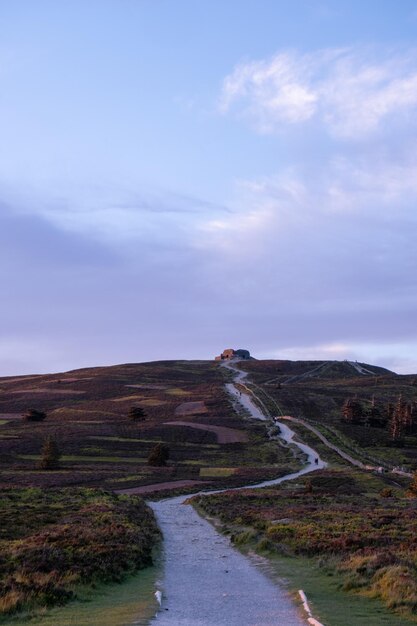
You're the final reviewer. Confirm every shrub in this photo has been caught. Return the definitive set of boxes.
[408,471,417,497]
[147,443,170,466]
[24,409,46,422]
[38,437,61,470]
[128,406,147,421]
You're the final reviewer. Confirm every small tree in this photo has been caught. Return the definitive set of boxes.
[389,395,406,443]
[128,406,147,421]
[341,398,362,424]
[38,436,61,470]
[148,443,170,467]
[408,471,417,497]
[25,408,47,422]
[305,478,313,494]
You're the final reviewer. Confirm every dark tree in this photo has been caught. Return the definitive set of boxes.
[24,408,47,422]
[38,436,61,470]
[366,396,387,428]
[148,443,170,467]
[128,406,147,421]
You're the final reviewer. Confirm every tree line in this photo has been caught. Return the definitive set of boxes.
[342,394,417,443]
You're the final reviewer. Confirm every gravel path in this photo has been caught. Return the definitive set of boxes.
[146,360,326,626]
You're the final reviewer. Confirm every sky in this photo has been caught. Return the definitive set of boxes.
[1,0,417,375]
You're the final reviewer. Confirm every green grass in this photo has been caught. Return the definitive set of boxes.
[19,455,147,464]
[199,467,238,478]
[112,474,150,484]
[165,388,190,396]
[261,553,415,626]
[2,562,160,626]
[68,420,105,424]
[88,436,150,443]
[181,459,204,466]
[88,436,219,448]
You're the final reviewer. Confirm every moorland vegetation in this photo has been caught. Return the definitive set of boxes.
[0,361,297,493]
[240,359,417,470]
[192,469,417,620]
[2,357,417,622]
[0,487,159,619]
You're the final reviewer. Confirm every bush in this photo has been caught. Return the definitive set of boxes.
[408,471,417,497]
[147,443,170,466]
[128,406,147,421]
[24,409,46,422]
[38,437,61,470]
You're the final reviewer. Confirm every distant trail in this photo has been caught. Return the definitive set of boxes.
[251,366,412,477]
[146,359,326,626]
[278,415,366,469]
[347,361,376,376]
[281,361,331,384]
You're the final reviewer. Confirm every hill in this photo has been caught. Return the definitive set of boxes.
[0,360,297,494]
[1,357,416,623]
[1,357,416,492]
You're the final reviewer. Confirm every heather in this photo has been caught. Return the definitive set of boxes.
[193,469,417,619]
[0,361,297,493]
[0,487,160,618]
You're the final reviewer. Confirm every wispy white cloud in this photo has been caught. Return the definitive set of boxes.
[199,149,417,255]
[219,47,417,139]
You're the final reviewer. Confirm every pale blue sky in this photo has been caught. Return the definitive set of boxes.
[2,1,417,374]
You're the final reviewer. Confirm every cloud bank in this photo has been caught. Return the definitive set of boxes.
[220,47,417,139]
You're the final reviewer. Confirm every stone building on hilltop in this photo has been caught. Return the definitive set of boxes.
[215,348,251,361]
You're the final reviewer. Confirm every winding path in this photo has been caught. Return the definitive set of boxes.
[146,360,326,626]
[279,415,367,469]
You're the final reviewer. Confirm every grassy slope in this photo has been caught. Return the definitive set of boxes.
[0,487,160,620]
[0,360,297,492]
